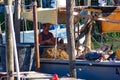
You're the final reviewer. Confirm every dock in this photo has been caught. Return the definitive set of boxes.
[0,71,84,80]
[0,71,52,80]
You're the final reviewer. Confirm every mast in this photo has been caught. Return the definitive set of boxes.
[5,0,21,79]
[14,0,21,43]
[32,0,40,70]
[85,0,92,51]
[4,0,14,80]
[66,0,76,78]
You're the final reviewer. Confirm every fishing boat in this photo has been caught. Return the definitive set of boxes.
[1,0,120,80]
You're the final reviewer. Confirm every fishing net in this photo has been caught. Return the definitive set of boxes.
[41,44,68,60]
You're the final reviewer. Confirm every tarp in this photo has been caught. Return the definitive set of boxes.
[22,7,80,24]
[0,0,3,4]
[86,6,120,33]
[57,0,66,7]
[101,7,120,33]
[23,8,57,24]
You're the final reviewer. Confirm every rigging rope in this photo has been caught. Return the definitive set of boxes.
[91,36,101,47]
